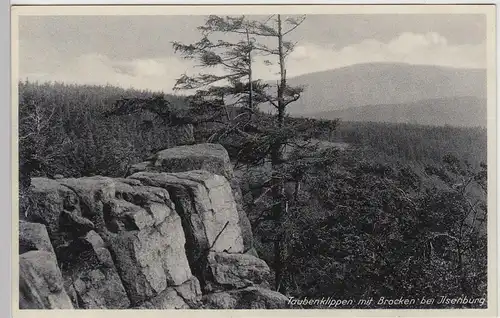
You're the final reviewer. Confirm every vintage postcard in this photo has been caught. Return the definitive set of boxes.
[10,4,497,318]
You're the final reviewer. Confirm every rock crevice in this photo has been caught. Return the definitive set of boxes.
[19,143,288,309]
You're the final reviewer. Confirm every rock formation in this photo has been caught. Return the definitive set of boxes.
[130,143,254,254]
[19,143,289,309]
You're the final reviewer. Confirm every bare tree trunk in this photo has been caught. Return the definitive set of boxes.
[278,15,286,116]
[271,14,288,294]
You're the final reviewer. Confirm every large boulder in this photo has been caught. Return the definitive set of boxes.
[173,276,203,308]
[130,143,233,180]
[204,252,271,292]
[130,171,245,291]
[19,221,55,255]
[19,251,74,309]
[106,213,192,305]
[21,143,289,309]
[27,178,81,250]
[19,221,74,309]
[202,287,291,309]
[129,171,244,290]
[130,171,244,252]
[136,276,202,309]
[137,288,190,309]
[97,179,193,305]
[129,143,254,252]
[59,231,130,309]
[26,176,195,307]
[57,176,115,223]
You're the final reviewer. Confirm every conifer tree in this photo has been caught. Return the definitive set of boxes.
[172,14,339,293]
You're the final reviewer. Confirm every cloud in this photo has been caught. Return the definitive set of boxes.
[21,53,196,93]
[20,31,485,93]
[387,32,448,55]
[112,59,168,77]
[279,32,485,79]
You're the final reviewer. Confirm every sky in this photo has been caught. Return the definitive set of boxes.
[18,14,487,93]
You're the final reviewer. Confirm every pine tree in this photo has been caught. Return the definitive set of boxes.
[171,14,340,294]
[172,15,269,143]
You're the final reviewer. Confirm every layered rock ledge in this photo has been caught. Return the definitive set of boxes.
[19,143,289,309]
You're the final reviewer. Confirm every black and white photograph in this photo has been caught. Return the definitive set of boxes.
[12,4,496,314]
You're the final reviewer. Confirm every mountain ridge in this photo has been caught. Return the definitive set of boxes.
[305,96,487,128]
[260,62,487,123]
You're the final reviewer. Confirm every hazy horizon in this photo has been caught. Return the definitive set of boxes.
[18,14,487,94]
[19,61,487,94]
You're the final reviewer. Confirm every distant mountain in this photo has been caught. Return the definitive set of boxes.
[261,63,487,118]
[307,96,487,128]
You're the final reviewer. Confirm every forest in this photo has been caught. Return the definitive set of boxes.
[18,79,488,308]
[18,14,488,309]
